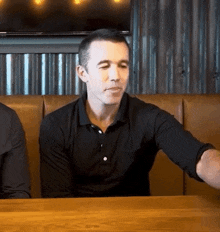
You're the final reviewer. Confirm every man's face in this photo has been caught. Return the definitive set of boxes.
[83,40,129,106]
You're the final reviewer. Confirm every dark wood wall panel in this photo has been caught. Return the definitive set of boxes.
[130,0,220,94]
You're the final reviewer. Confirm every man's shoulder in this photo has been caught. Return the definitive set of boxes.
[42,97,80,124]
[0,103,20,138]
[127,94,176,123]
[0,102,16,120]
[127,94,161,113]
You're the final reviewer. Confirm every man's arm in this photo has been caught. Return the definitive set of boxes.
[39,115,74,198]
[1,111,31,199]
[153,108,216,182]
[196,149,220,189]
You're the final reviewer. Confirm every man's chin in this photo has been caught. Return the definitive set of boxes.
[103,96,122,106]
[96,90,125,106]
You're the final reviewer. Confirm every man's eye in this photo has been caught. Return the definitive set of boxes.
[120,64,128,68]
[99,65,109,69]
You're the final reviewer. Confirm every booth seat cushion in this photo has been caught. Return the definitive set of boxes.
[135,94,184,196]
[0,95,43,198]
[183,94,220,195]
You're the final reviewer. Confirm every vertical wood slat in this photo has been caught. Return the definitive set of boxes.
[190,0,200,93]
[174,0,183,94]
[216,0,220,92]
[207,0,216,93]
[129,0,140,94]
[198,0,207,94]
[0,55,6,95]
[134,0,220,94]
[158,0,171,94]
[0,53,86,95]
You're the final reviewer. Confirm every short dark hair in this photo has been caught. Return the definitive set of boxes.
[78,28,129,71]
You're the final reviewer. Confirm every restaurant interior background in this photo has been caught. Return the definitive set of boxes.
[0,0,220,96]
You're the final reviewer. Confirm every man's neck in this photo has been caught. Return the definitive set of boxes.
[86,97,120,132]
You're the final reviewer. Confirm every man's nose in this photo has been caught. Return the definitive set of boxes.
[109,66,120,81]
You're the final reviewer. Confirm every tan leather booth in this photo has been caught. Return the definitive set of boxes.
[0,94,219,198]
[183,95,220,195]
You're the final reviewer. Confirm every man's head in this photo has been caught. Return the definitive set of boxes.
[76,29,130,106]
[78,28,129,71]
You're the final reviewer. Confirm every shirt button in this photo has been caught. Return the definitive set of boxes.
[91,125,95,128]
[101,144,103,147]
[98,130,102,134]
[103,157,107,161]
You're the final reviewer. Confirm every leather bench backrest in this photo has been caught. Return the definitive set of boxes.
[0,96,43,198]
[183,94,220,195]
[43,95,79,117]
[1,94,219,198]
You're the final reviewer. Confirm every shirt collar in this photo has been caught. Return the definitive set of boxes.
[78,91,129,126]
[113,92,128,124]
[78,92,91,126]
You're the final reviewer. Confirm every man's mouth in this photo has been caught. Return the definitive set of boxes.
[106,87,122,91]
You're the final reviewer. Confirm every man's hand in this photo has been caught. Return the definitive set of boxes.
[196,149,220,189]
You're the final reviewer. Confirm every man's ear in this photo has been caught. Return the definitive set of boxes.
[76,65,88,83]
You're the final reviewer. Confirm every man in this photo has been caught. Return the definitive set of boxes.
[0,102,30,198]
[40,29,220,198]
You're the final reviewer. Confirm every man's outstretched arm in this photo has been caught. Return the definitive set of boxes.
[196,149,220,189]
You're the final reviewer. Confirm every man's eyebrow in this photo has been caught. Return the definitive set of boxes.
[97,60,110,66]
[119,60,129,65]
[97,60,129,66]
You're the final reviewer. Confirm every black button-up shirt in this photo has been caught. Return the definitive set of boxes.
[40,92,214,198]
[0,103,31,198]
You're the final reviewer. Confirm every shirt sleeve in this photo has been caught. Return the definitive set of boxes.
[1,110,31,199]
[39,114,74,198]
[154,109,215,182]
